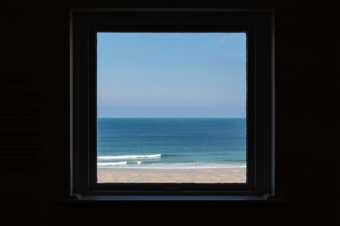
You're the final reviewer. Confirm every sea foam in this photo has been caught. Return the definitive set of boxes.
[97,162,246,169]
[97,161,128,166]
[97,154,161,160]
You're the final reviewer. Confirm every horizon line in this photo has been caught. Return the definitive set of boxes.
[97,116,246,119]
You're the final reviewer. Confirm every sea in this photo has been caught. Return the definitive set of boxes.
[97,118,246,169]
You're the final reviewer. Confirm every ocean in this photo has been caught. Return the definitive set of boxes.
[97,118,246,169]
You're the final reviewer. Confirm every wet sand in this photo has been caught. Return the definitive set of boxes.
[97,167,246,183]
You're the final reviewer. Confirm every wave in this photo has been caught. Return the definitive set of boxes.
[98,154,161,160]
[97,162,246,169]
[97,161,128,166]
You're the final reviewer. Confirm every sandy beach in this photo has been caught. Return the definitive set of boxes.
[97,167,246,183]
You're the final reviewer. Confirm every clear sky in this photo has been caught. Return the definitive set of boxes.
[97,32,246,118]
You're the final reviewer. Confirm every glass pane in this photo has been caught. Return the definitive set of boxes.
[97,33,246,183]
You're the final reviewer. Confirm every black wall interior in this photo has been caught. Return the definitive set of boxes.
[3,1,337,225]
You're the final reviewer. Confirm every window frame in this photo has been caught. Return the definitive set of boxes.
[69,9,275,201]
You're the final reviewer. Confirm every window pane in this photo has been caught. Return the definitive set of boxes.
[97,33,246,183]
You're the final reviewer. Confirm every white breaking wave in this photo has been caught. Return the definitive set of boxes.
[97,162,246,169]
[98,154,161,160]
[97,161,128,166]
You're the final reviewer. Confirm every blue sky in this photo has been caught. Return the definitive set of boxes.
[97,32,246,118]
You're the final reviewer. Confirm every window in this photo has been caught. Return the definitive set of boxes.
[70,9,275,200]
[97,32,247,184]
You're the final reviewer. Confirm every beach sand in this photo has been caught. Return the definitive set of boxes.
[97,167,246,183]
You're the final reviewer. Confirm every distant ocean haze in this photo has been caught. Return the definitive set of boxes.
[97,118,246,169]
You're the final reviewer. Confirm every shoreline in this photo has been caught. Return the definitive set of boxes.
[97,167,246,183]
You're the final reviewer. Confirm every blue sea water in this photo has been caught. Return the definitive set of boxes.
[97,118,246,168]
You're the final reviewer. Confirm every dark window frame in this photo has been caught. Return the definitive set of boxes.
[70,9,275,201]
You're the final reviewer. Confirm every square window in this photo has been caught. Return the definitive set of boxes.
[96,32,247,184]
[70,9,275,200]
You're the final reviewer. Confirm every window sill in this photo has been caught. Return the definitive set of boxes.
[66,194,277,202]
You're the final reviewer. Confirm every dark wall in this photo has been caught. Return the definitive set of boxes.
[3,1,337,225]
